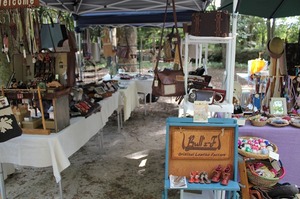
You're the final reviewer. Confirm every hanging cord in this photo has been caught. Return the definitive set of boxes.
[154,0,183,74]
[154,0,169,75]
[171,0,183,69]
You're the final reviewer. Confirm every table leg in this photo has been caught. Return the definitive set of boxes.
[97,129,104,151]
[117,108,121,133]
[0,163,6,199]
[144,93,147,116]
[119,106,123,129]
[58,180,63,199]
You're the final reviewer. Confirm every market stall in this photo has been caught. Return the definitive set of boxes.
[0,91,120,199]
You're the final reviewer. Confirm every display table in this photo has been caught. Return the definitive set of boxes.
[0,91,120,198]
[239,121,300,185]
[179,98,234,118]
[104,73,153,120]
[118,80,139,121]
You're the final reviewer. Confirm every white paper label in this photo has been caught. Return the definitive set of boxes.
[164,85,176,95]
[193,101,209,123]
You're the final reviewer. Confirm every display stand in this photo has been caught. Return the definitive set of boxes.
[163,117,240,199]
[2,87,70,134]
[182,35,235,118]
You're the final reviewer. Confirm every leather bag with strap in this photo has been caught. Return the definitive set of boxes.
[152,0,185,97]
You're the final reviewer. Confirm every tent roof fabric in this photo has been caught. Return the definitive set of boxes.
[39,0,207,27]
[40,0,205,15]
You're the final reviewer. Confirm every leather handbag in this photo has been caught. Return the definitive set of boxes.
[152,68,185,96]
[0,97,22,143]
[152,0,185,97]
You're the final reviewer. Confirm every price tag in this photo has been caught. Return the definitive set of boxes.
[154,80,158,87]
[17,93,23,99]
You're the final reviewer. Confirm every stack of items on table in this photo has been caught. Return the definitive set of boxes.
[69,80,119,118]
[245,114,300,128]
[238,136,299,198]
[185,67,226,105]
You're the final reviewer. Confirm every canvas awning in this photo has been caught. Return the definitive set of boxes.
[220,0,300,19]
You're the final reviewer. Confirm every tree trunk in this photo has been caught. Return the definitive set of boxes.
[117,27,137,72]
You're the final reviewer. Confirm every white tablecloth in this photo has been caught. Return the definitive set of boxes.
[108,73,153,121]
[0,91,120,183]
[179,98,234,117]
[119,81,139,121]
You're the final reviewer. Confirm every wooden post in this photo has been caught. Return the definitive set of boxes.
[238,158,250,199]
[37,87,46,130]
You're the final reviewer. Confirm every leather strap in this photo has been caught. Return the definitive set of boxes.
[154,0,183,74]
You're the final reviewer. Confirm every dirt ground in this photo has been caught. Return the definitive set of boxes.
[4,67,248,199]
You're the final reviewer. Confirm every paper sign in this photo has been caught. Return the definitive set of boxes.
[269,151,279,160]
[193,101,209,123]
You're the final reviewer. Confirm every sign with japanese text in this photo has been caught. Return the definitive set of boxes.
[0,0,39,9]
[171,126,232,159]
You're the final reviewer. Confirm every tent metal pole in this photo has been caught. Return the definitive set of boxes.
[74,21,83,81]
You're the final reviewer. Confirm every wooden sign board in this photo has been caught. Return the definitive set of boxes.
[0,0,39,9]
[170,126,232,160]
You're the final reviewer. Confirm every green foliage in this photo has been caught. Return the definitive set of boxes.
[0,55,12,88]
[274,16,300,42]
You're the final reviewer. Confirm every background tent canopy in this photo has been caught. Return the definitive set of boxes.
[40,0,213,27]
[220,0,300,19]
[73,10,195,28]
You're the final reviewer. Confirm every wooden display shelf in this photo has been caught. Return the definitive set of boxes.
[2,87,70,134]
[22,128,51,135]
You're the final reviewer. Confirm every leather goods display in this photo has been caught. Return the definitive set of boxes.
[191,10,230,37]
[152,0,185,97]
[188,89,214,103]
[0,97,22,143]
[188,74,212,89]
[201,88,226,103]
[153,69,185,97]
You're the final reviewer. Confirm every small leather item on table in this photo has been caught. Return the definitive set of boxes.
[0,105,22,143]
[152,68,185,97]
[188,89,214,104]
[188,75,212,89]
[201,88,226,103]
[188,88,226,104]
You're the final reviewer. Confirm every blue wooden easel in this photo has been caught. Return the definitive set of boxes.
[163,117,240,199]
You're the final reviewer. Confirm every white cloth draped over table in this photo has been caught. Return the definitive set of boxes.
[0,91,120,183]
[119,80,139,121]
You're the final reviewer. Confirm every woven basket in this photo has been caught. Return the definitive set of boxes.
[250,119,268,127]
[238,136,278,159]
[290,122,300,128]
[268,120,289,127]
[246,160,285,187]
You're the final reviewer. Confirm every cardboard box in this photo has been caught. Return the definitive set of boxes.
[45,120,55,129]
[11,104,30,123]
[22,118,42,129]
